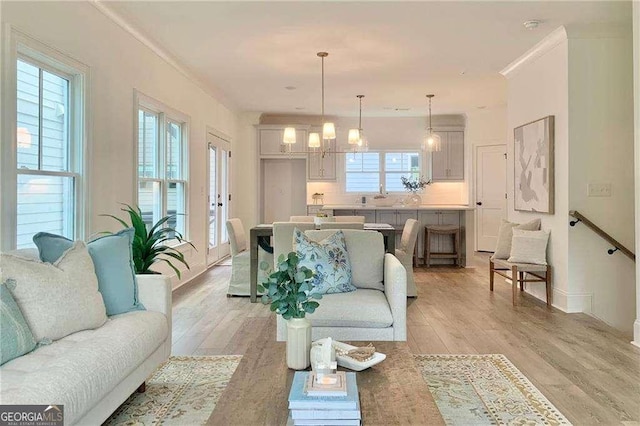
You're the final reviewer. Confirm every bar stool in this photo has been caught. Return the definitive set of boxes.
[424,225,461,267]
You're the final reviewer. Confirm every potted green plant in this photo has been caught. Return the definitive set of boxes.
[103,204,195,279]
[258,252,320,370]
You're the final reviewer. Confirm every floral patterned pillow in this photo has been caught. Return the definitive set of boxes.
[293,229,356,294]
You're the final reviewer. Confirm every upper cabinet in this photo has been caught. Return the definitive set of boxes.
[431,131,464,181]
[258,127,307,158]
[308,138,337,181]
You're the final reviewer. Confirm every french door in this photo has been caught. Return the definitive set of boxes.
[207,132,230,265]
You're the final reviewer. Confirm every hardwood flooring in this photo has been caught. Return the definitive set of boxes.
[172,254,640,425]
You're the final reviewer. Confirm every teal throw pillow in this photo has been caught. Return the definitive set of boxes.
[33,229,145,316]
[293,229,355,295]
[1,280,37,365]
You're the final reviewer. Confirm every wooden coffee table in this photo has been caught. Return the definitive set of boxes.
[207,319,444,425]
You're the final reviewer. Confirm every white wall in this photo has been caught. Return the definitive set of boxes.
[503,29,572,310]
[503,25,636,333]
[1,2,240,288]
[633,1,640,347]
[567,33,635,332]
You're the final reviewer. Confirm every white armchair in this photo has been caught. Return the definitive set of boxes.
[275,229,407,342]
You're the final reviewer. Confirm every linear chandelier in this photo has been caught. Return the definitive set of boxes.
[282,52,367,157]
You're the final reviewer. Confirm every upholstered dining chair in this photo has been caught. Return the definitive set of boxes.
[273,222,316,261]
[319,222,364,230]
[226,218,273,296]
[334,216,366,223]
[395,219,420,297]
[289,216,315,222]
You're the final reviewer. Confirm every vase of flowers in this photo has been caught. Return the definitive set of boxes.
[400,176,431,206]
[258,252,320,370]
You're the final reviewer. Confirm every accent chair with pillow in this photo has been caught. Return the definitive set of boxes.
[275,229,407,342]
[0,236,172,425]
[226,218,273,296]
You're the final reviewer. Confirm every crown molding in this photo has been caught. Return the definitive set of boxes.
[500,26,567,78]
[89,1,238,113]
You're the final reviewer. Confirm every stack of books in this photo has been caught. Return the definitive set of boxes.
[288,371,361,426]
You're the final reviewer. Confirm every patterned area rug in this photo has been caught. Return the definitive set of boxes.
[104,355,241,425]
[414,354,571,425]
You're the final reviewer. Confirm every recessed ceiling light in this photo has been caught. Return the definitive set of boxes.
[460,70,466,75]
[523,20,541,30]
[285,86,296,90]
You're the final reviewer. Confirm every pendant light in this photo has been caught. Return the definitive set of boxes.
[356,95,368,152]
[348,95,365,149]
[317,52,335,142]
[423,94,441,152]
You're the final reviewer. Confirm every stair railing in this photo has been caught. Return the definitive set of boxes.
[569,210,635,262]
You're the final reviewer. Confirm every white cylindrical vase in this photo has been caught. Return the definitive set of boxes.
[286,317,312,370]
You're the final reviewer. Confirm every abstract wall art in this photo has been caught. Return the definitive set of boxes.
[514,116,554,214]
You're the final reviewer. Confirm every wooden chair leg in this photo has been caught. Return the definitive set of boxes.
[454,231,461,267]
[489,260,495,291]
[519,272,524,291]
[545,267,552,308]
[425,229,431,268]
[512,265,518,306]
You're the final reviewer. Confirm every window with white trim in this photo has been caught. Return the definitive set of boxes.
[15,56,84,249]
[345,151,421,193]
[136,97,188,239]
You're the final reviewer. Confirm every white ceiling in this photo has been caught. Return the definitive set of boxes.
[103,1,631,117]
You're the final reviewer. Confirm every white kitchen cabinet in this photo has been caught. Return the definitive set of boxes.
[258,128,307,157]
[308,140,337,181]
[431,131,464,181]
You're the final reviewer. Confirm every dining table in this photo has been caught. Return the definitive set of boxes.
[248,223,396,303]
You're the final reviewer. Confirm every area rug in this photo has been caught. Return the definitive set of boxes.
[104,355,241,425]
[414,354,571,425]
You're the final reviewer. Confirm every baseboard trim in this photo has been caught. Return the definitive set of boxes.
[551,288,592,313]
[633,319,640,348]
[169,262,207,292]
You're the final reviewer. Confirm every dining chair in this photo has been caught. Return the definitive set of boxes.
[395,219,420,297]
[226,218,274,296]
[334,216,366,223]
[289,216,315,222]
[273,222,316,262]
[319,222,364,230]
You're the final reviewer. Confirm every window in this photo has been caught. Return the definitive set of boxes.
[136,95,188,239]
[14,56,84,249]
[384,152,420,192]
[345,151,421,193]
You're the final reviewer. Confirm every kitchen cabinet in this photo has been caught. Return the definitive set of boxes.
[308,139,337,181]
[431,131,464,181]
[258,128,307,157]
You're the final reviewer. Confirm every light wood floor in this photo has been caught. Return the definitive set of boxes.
[172,254,640,425]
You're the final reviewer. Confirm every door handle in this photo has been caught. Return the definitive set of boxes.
[218,202,223,207]
[476,202,482,206]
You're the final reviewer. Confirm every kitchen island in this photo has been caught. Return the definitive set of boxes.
[318,204,474,267]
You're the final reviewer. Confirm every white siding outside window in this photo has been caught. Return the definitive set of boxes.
[136,99,188,239]
[16,58,77,249]
[345,151,421,193]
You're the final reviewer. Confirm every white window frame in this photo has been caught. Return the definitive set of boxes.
[133,90,190,243]
[1,26,90,250]
[344,150,422,194]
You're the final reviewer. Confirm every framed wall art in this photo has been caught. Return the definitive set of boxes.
[513,116,554,214]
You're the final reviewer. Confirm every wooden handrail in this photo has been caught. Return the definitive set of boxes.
[569,210,636,262]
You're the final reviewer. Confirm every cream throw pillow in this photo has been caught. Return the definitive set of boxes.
[0,241,107,342]
[493,219,541,259]
[508,229,550,265]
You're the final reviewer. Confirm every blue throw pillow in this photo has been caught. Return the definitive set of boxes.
[293,229,356,295]
[1,279,37,365]
[33,229,145,316]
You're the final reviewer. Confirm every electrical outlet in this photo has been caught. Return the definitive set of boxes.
[588,183,611,197]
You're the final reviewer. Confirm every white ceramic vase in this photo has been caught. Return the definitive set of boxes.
[286,317,312,370]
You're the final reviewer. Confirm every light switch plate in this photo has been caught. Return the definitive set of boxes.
[588,183,612,197]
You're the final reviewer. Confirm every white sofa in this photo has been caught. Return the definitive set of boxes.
[274,229,407,342]
[0,250,172,425]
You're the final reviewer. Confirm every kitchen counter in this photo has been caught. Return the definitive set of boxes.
[321,204,475,211]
